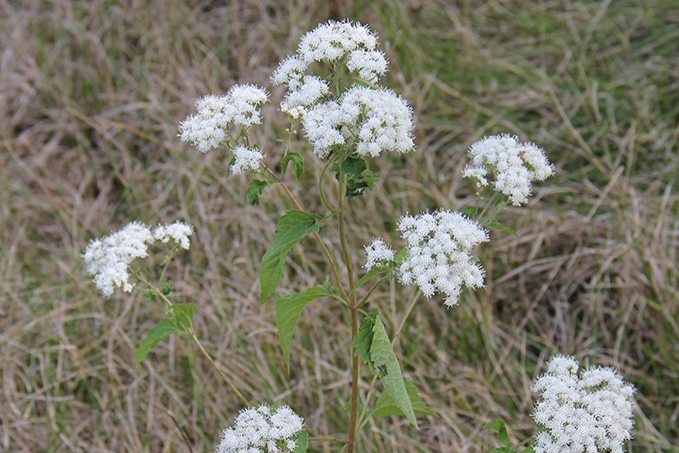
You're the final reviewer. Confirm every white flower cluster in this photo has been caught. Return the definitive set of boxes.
[302,85,414,158]
[84,221,193,297]
[462,134,553,205]
[216,405,304,453]
[231,146,264,176]
[272,21,387,109]
[179,84,268,153]
[364,238,395,270]
[532,355,636,453]
[397,210,489,307]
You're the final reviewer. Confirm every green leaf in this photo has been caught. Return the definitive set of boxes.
[370,315,418,428]
[489,448,517,453]
[481,219,516,235]
[171,303,196,332]
[260,210,323,303]
[372,379,436,418]
[333,156,378,197]
[353,310,377,364]
[276,283,334,372]
[486,418,510,446]
[460,205,479,218]
[292,429,308,453]
[282,152,305,182]
[520,447,536,453]
[246,179,270,206]
[135,318,178,364]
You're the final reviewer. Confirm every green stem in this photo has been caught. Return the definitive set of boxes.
[264,166,349,302]
[337,173,360,453]
[137,276,250,406]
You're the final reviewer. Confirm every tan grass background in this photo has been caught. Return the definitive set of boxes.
[1,0,677,452]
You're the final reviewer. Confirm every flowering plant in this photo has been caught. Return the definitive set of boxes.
[82,19,637,453]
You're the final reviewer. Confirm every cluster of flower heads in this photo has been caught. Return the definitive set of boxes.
[532,355,636,453]
[462,134,553,205]
[178,85,268,174]
[365,210,489,308]
[83,221,193,297]
[272,20,414,158]
[272,21,387,116]
[216,405,305,453]
[302,85,414,158]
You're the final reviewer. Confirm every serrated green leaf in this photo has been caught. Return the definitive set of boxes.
[370,315,418,428]
[260,211,323,303]
[292,429,308,453]
[372,379,436,418]
[486,418,510,446]
[333,156,378,197]
[460,205,479,218]
[171,303,196,332]
[282,152,305,182]
[276,283,334,372]
[246,179,270,206]
[135,318,178,364]
[482,219,516,235]
[353,310,377,364]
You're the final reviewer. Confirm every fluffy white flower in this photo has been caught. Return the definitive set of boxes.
[397,210,488,307]
[280,75,330,119]
[297,20,377,64]
[153,221,194,250]
[216,405,304,453]
[346,49,388,82]
[179,85,268,153]
[83,222,154,297]
[231,146,264,175]
[462,134,553,205]
[364,238,395,270]
[302,85,414,158]
[272,56,309,90]
[532,355,636,453]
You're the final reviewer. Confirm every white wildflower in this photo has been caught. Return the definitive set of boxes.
[532,355,636,453]
[179,85,268,153]
[462,134,553,205]
[346,49,388,82]
[302,85,414,158]
[297,20,377,64]
[83,222,154,297]
[364,238,395,270]
[397,210,488,307]
[153,221,194,250]
[280,75,330,119]
[272,56,309,90]
[216,405,304,453]
[231,146,264,175]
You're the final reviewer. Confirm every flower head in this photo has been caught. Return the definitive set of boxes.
[297,20,377,64]
[179,84,268,153]
[462,134,553,205]
[364,238,395,270]
[84,222,154,297]
[216,405,305,453]
[397,210,488,307]
[85,221,194,297]
[532,355,636,453]
[153,221,194,250]
[302,86,414,158]
[231,146,264,175]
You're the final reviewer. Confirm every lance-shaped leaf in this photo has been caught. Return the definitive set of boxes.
[292,429,308,453]
[276,283,335,372]
[369,315,418,428]
[247,179,270,206]
[353,309,377,364]
[135,318,178,364]
[260,210,322,303]
[282,152,305,182]
[172,303,196,332]
[371,379,435,418]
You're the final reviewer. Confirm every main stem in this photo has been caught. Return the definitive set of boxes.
[337,175,360,453]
